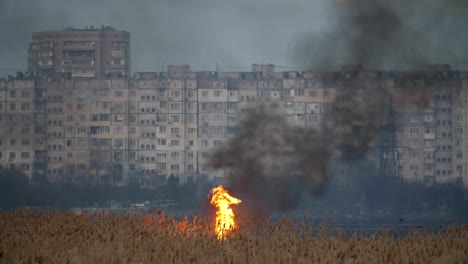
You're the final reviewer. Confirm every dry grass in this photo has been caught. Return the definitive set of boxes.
[0,210,467,264]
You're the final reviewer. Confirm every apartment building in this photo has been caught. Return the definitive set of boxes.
[28,26,130,78]
[453,72,468,185]
[0,79,35,176]
[0,64,467,188]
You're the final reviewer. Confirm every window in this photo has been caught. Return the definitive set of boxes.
[187,152,194,159]
[113,127,123,134]
[20,91,30,98]
[228,102,237,110]
[9,91,16,98]
[77,127,87,134]
[214,91,221,97]
[212,127,223,135]
[409,127,420,135]
[170,103,180,110]
[21,103,30,111]
[114,139,123,147]
[202,91,208,97]
[170,115,180,123]
[294,89,304,96]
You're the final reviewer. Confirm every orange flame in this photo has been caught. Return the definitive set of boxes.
[210,185,242,240]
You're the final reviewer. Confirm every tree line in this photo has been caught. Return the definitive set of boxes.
[0,166,467,220]
[0,169,213,210]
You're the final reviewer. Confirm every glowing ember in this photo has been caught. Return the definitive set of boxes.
[210,185,242,240]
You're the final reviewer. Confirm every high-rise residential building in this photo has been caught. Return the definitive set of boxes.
[0,79,35,176]
[28,26,130,78]
[1,64,467,188]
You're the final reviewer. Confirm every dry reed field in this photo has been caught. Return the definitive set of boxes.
[0,210,467,264]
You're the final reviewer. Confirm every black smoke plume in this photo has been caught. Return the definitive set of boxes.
[292,0,468,70]
[208,83,394,215]
[209,103,333,214]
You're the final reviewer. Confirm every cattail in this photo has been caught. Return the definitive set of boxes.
[0,210,467,263]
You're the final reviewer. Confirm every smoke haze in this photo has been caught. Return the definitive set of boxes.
[209,104,330,214]
[1,0,467,77]
[292,0,468,70]
[208,85,394,214]
[1,0,466,215]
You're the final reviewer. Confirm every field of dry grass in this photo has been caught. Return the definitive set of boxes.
[0,210,467,264]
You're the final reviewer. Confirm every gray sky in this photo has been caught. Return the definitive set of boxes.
[0,0,467,77]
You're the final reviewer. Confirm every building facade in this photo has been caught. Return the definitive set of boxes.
[0,79,35,175]
[0,64,467,188]
[28,26,130,78]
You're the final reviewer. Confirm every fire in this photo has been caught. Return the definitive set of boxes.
[210,185,242,240]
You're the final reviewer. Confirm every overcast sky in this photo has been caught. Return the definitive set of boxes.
[0,0,467,77]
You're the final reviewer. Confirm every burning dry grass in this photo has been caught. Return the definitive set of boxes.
[0,210,467,264]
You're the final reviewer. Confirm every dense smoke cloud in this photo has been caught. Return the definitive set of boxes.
[208,84,394,214]
[209,104,330,214]
[211,0,461,214]
[291,0,468,70]
[327,79,391,161]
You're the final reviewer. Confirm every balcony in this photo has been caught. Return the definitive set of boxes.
[63,41,96,50]
[423,133,435,140]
